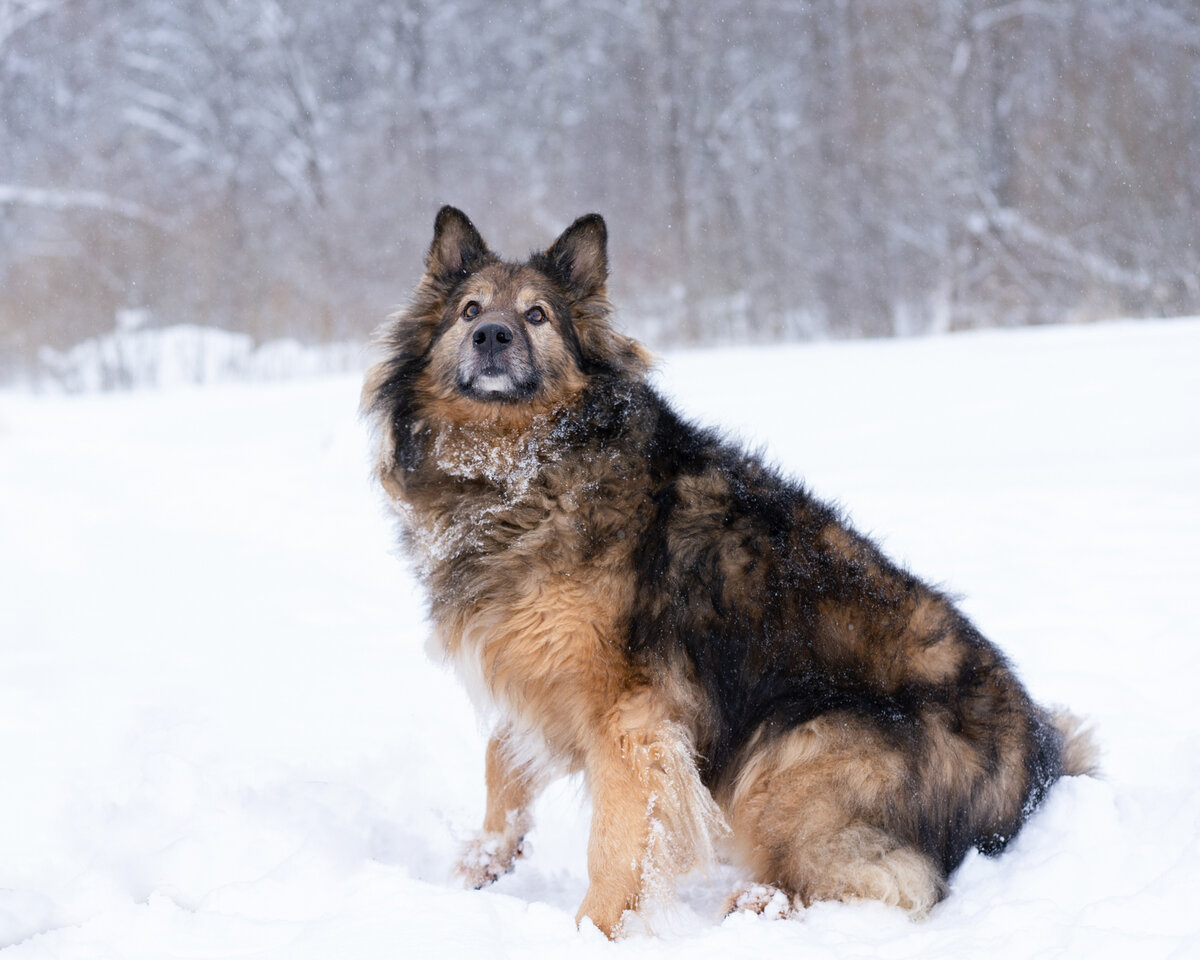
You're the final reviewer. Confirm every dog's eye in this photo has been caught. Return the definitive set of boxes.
[461,301,480,320]
[525,306,547,325]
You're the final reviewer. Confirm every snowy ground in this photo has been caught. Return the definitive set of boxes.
[1,318,1198,958]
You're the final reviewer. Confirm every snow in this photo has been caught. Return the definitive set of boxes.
[35,324,364,392]
[1,318,1198,958]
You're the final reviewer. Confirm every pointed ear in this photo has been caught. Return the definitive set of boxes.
[545,213,608,297]
[426,206,491,279]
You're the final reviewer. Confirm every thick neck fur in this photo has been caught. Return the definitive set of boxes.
[372,374,656,614]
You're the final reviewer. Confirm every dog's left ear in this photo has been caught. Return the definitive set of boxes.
[544,214,653,379]
[546,214,608,298]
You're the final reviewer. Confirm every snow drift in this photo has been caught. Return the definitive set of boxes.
[0,318,1197,958]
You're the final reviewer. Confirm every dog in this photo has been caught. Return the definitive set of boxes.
[361,206,1095,937]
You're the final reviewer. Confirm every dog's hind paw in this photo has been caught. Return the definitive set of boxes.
[456,831,529,889]
[724,883,795,920]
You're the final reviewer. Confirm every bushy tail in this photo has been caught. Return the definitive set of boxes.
[1054,710,1100,778]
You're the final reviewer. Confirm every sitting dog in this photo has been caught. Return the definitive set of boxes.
[361,206,1095,937]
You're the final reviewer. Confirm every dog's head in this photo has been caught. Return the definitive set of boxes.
[366,207,652,440]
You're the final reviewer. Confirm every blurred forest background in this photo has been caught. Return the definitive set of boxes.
[2,0,1199,384]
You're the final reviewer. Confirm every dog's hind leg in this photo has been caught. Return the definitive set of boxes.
[575,689,728,937]
[722,714,944,917]
[457,726,548,889]
[752,820,943,916]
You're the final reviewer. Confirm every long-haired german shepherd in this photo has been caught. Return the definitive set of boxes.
[362,207,1095,937]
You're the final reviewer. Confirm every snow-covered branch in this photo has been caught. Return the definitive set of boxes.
[0,185,169,228]
[0,0,53,51]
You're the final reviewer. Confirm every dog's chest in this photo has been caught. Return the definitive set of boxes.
[406,438,637,754]
[439,564,631,761]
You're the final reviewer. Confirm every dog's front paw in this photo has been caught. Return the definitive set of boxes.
[456,830,529,889]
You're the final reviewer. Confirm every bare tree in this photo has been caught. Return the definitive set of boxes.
[2,0,1199,382]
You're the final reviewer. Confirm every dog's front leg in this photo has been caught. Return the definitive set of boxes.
[575,694,727,937]
[457,727,545,889]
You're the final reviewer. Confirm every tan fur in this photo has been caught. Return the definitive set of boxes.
[670,472,770,612]
[901,597,964,683]
[813,592,964,692]
[818,522,881,576]
[457,730,543,889]
[1054,710,1101,778]
[721,716,943,916]
[577,690,728,935]
[481,730,544,836]
[444,573,630,758]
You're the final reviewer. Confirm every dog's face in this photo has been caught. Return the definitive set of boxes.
[383,207,651,430]
[428,260,587,407]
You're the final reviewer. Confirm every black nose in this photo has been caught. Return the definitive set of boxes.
[472,321,513,352]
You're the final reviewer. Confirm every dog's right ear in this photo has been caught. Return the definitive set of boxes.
[426,206,491,279]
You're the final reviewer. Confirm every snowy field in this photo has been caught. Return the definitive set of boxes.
[2,318,1199,958]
